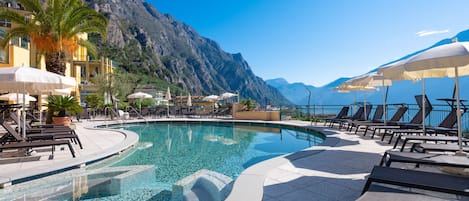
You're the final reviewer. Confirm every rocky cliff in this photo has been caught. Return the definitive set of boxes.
[84,0,291,106]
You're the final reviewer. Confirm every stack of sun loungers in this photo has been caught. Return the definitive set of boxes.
[0,113,78,159]
[327,105,372,129]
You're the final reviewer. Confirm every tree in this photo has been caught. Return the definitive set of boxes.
[92,69,137,110]
[0,0,107,75]
[240,99,257,111]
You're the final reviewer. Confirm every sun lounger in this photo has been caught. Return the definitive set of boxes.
[0,117,82,150]
[355,105,408,135]
[334,105,372,129]
[10,112,71,131]
[324,106,349,127]
[8,112,82,149]
[361,166,469,196]
[346,105,383,132]
[381,108,465,145]
[0,139,75,158]
[394,135,469,152]
[366,95,432,138]
[413,143,469,153]
[357,184,453,201]
[329,106,364,128]
[379,150,469,168]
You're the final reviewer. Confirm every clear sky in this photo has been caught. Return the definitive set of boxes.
[147,0,469,87]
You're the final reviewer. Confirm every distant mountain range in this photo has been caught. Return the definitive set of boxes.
[267,29,469,106]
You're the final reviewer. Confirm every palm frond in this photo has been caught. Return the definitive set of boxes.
[78,38,97,57]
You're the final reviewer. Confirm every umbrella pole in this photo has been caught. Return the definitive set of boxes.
[454,67,464,155]
[22,82,26,140]
[15,93,21,138]
[421,79,426,135]
[382,79,387,125]
[39,93,42,124]
[363,92,367,120]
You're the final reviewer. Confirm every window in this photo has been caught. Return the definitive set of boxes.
[0,29,8,63]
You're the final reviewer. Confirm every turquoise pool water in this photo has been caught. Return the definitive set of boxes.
[0,121,324,201]
[111,122,324,189]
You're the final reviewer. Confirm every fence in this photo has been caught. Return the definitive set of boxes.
[288,103,469,132]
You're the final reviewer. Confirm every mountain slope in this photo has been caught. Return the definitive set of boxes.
[85,0,291,105]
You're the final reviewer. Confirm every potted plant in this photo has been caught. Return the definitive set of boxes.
[47,95,82,126]
[240,99,257,111]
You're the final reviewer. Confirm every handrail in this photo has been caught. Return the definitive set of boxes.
[127,106,148,123]
[104,107,120,120]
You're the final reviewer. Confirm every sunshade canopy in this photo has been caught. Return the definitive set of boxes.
[220,92,238,100]
[0,66,76,94]
[127,91,153,99]
[0,93,36,103]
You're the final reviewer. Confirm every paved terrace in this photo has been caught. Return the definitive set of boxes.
[0,118,465,200]
[0,120,139,187]
[226,120,393,201]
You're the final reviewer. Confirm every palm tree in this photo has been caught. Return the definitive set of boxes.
[0,0,107,75]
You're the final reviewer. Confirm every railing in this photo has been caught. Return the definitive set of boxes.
[288,103,469,132]
[104,107,120,120]
[127,106,146,120]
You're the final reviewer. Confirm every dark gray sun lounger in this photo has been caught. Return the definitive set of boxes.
[324,106,349,127]
[0,139,75,158]
[361,166,469,196]
[347,105,383,132]
[379,150,469,168]
[1,116,83,149]
[336,105,372,129]
[413,143,469,153]
[356,105,408,135]
[366,95,432,137]
[357,184,453,201]
[382,108,466,145]
[394,135,469,152]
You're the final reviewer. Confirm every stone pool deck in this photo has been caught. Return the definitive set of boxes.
[226,120,392,201]
[0,118,425,200]
[0,119,139,187]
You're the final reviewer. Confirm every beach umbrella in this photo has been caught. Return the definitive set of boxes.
[379,58,433,133]
[127,91,153,99]
[220,92,237,100]
[0,66,76,93]
[344,72,392,123]
[127,92,153,114]
[203,95,219,101]
[383,41,469,153]
[0,66,76,139]
[334,84,377,120]
[187,93,192,107]
[165,87,172,101]
[0,93,36,103]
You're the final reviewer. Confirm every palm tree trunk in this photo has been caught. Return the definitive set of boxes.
[45,52,66,75]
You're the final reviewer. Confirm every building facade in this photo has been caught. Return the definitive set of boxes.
[0,2,113,107]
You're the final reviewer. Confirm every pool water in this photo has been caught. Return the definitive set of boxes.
[111,122,324,190]
[0,122,324,201]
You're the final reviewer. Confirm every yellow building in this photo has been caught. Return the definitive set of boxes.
[0,3,113,107]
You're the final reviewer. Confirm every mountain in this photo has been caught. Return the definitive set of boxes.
[268,29,469,106]
[265,78,316,104]
[84,0,291,106]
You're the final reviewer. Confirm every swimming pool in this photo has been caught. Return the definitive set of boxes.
[0,121,324,201]
[111,122,324,188]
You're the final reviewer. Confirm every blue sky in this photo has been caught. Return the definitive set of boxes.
[148,0,469,86]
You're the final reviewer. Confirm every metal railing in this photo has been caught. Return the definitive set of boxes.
[288,103,469,132]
